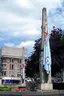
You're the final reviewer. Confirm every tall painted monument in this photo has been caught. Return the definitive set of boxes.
[39,8,52,90]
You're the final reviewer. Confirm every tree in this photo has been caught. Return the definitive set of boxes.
[50,28,64,76]
[25,38,41,77]
[25,27,64,77]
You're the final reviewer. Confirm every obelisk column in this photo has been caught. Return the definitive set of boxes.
[39,8,52,90]
[40,8,47,84]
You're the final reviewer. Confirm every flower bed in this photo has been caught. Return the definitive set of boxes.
[11,87,28,92]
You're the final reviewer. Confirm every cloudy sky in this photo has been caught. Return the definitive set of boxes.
[0,0,64,57]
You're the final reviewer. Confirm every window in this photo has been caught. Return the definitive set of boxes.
[9,64,14,70]
[20,65,21,68]
[11,75,14,77]
[12,59,14,63]
[9,58,11,62]
[14,59,21,63]
[17,73,21,77]
[12,64,14,70]
[2,58,6,62]
[3,64,7,70]
[10,64,11,69]
[3,64,6,67]
[11,59,14,63]
[20,59,21,63]
[17,59,19,63]
[2,71,6,76]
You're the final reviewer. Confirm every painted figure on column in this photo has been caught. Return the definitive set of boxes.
[40,8,51,83]
[43,23,51,74]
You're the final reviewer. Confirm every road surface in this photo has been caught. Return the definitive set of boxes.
[0,90,64,96]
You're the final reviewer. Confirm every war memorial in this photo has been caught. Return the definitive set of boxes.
[39,7,52,90]
[0,8,64,96]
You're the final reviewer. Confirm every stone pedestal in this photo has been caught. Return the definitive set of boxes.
[39,83,53,90]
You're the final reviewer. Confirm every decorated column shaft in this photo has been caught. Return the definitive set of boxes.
[40,8,51,83]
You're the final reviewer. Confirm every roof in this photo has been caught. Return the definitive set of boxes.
[0,47,27,58]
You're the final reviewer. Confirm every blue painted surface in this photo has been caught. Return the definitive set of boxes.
[43,38,51,74]
[43,24,51,74]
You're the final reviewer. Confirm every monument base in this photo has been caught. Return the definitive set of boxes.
[39,83,53,90]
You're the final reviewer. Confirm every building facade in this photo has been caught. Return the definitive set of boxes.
[0,47,26,84]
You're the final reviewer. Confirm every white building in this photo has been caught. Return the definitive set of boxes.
[0,47,27,85]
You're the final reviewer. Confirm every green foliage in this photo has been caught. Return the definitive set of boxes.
[0,86,16,91]
[25,38,41,77]
[60,36,64,41]
[0,87,11,91]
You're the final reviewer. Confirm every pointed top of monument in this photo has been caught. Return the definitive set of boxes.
[43,7,46,11]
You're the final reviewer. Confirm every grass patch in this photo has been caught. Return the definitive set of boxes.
[0,85,17,91]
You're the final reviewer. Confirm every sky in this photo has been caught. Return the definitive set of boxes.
[0,0,64,57]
